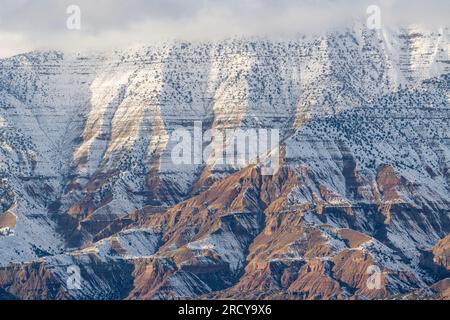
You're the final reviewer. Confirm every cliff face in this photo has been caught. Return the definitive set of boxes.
[0,26,449,299]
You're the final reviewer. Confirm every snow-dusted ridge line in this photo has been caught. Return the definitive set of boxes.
[0,26,449,299]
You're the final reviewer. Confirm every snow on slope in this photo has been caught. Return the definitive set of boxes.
[0,25,449,298]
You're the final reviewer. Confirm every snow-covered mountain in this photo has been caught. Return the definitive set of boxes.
[0,25,449,299]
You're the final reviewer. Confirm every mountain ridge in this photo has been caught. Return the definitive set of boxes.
[0,26,449,299]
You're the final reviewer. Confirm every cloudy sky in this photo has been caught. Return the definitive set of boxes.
[0,0,449,58]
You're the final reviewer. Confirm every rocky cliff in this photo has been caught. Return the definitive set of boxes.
[0,25,449,299]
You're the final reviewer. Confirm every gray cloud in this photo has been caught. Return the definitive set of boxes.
[0,0,449,58]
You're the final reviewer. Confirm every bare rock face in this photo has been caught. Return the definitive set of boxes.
[0,211,16,228]
[433,235,450,271]
[431,278,450,299]
[0,26,450,299]
[0,261,67,300]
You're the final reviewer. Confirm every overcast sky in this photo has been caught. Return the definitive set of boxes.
[0,0,449,58]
